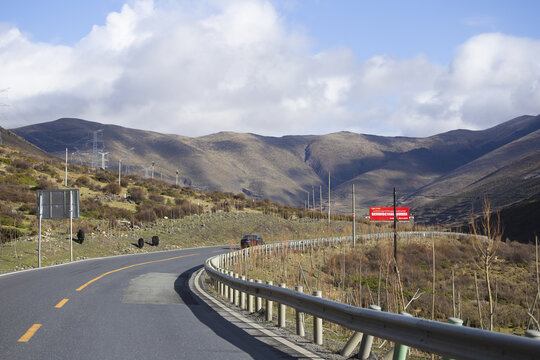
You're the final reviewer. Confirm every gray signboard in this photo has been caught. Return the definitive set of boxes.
[36,189,80,219]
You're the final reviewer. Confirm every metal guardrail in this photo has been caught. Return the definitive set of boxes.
[204,233,540,360]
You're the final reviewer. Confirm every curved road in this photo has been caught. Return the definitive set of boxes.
[0,246,302,359]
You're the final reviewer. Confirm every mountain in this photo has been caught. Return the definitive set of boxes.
[11,115,540,240]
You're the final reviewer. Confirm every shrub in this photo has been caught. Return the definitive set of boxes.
[0,184,33,203]
[0,226,23,244]
[120,177,129,187]
[33,162,52,173]
[103,182,121,195]
[12,158,30,170]
[498,241,532,264]
[136,206,156,222]
[234,192,246,200]
[93,170,114,183]
[175,198,188,206]
[128,186,146,203]
[75,176,91,187]
[34,177,55,190]
[148,193,164,204]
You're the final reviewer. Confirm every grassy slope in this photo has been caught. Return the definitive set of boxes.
[231,234,538,338]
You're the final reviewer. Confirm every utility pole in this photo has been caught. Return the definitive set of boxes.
[118,159,122,185]
[393,187,397,263]
[328,171,331,224]
[319,186,323,215]
[64,148,68,187]
[352,183,356,248]
[312,186,315,210]
[307,190,310,209]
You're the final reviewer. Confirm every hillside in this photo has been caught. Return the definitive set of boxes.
[0,140,359,273]
[11,115,540,241]
[0,126,52,158]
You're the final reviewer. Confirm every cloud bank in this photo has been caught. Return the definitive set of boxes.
[0,0,539,137]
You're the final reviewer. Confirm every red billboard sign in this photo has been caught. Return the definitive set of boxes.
[370,207,410,221]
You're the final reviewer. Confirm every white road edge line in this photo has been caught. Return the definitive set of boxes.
[193,268,323,360]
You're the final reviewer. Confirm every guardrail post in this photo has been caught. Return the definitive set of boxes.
[229,272,234,304]
[278,283,286,327]
[392,312,413,360]
[295,286,305,336]
[223,271,230,301]
[240,275,247,310]
[234,273,240,306]
[256,279,263,311]
[266,280,273,322]
[248,279,254,312]
[357,305,382,359]
[443,317,463,360]
[313,290,323,345]
[342,332,363,357]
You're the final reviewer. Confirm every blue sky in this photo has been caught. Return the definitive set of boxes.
[4,1,540,62]
[1,0,539,137]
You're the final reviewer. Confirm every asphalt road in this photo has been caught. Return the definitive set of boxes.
[0,246,301,359]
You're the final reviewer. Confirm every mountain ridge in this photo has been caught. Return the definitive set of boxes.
[10,115,540,234]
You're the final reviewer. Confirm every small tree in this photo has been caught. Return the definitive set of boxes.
[471,197,501,331]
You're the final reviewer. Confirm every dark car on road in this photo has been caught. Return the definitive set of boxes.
[240,234,264,248]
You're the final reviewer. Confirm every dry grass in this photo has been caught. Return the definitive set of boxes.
[228,232,538,341]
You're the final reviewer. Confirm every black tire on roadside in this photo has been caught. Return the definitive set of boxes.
[77,229,85,244]
[152,235,159,246]
[138,238,144,248]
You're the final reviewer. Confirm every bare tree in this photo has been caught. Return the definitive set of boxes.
[471,197,501,331]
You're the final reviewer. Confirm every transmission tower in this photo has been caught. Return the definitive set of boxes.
[91,129,104,168]
[98,151,109,169]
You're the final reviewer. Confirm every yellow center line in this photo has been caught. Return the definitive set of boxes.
[76,253,199,291]
[18,324,42,342]
[55,298,69,308]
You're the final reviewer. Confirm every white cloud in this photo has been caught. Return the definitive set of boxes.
[0,1,539,137]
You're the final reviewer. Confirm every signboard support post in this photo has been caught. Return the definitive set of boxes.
[70,190,73,262]
[38,194,42,268]
[352,183,356,248]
